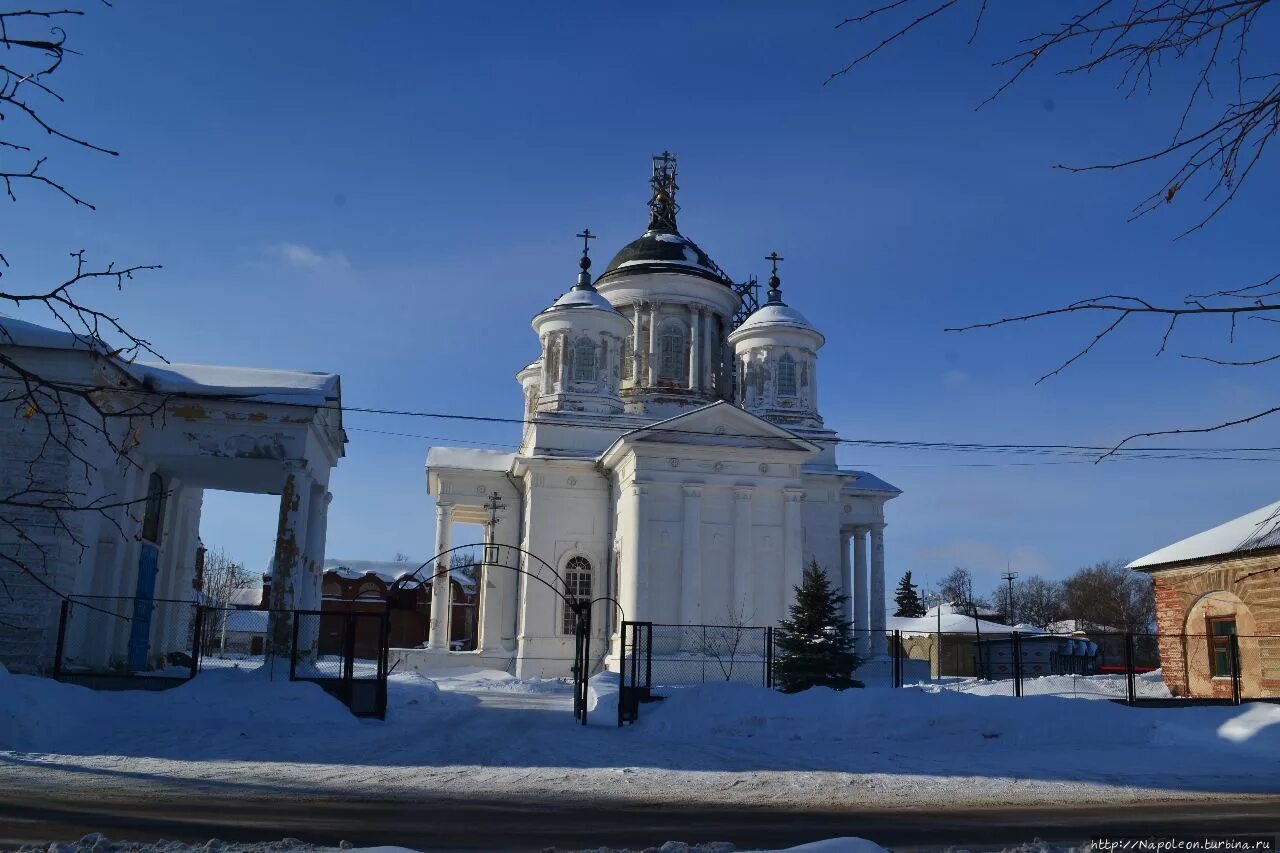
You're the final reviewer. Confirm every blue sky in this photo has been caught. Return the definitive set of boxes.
[7,2,1278,600]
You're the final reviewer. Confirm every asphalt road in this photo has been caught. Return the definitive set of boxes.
[1,789,1279,851]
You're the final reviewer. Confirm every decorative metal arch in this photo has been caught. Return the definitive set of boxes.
[389,543,627,725]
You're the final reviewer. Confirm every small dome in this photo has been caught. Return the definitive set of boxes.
[541,285,621,314]
[598,229,731,286]
[733,302,818,334]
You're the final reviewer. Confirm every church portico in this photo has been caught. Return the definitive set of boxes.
[422,153,901,679]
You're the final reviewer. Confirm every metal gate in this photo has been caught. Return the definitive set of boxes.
[571,607,591,725]
[290,609,390,719]
[618,620,653,726]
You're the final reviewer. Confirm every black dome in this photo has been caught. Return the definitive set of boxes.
[598,229,732,286]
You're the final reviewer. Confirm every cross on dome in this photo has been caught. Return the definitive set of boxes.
[765,251,785,304]
[648,151,680,232]
[573,227,597,291]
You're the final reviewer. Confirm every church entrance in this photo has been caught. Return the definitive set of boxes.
[394,541,611,725]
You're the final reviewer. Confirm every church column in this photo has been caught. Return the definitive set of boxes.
[618,483,648,624]
[869,522,887,656]
[704,312,717,392]
[732,487,754,622]
[428,500,454,650]
[838,529,853,624]
[647,302,659,386]
[557,332,570,390]
[783,489,804,604]
[631,304,642,383]
[538,335,549,393]
[852,526,870,658]
[688,307,701,391]
[680,485,702,626]
[810,355,819,413]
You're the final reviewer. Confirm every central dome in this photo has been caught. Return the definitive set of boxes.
[598,228,732,287]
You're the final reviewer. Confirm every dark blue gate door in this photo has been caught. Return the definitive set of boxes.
[127,543,160,671]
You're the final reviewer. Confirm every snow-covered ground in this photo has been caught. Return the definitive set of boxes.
[2,663,1278,810]
[17,833,897,853]
[913,669,1173,700]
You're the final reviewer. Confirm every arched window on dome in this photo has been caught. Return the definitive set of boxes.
[561,555,592,635]
[776,352,797,397]
[658,321,687,382]
[571,337,597,382]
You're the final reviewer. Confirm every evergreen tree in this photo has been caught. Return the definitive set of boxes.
[893,570,926,617]
[773,559,862,693]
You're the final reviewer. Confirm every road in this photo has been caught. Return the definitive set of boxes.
[1,788,1278,851]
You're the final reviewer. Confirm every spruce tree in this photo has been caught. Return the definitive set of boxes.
[773,559,862,693]
[893,570,927,617]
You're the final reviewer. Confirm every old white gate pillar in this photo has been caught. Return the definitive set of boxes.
[267,463,312,659]
[428,500,454,650]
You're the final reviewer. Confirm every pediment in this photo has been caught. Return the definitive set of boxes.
[603,401,820,461]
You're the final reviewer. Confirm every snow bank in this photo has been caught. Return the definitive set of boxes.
[639,681,1280,756]
[917,670,1172,700]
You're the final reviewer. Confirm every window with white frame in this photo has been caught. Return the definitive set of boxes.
[776,352,797,397]
[572,337,597,382]
[562,556,592,635]
[621,335,634,381]
[658,322,687,381]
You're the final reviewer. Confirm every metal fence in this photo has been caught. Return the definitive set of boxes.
[52,596,389,718]
[619,621,1280,725]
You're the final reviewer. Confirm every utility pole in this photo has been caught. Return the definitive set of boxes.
[1001,570,1018,624]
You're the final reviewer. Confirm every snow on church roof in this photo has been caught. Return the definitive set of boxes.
[0,313,112,354]
[2,315,340,407]
[426,446,517,473]
[131,362,339,406]
[1128,499,1280,569]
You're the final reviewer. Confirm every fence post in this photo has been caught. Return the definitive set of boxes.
[1012,632,1023,698]
[1229,633,1242,706]
[289,613,300,681]
[896,627,906,686]
[1124,633,1136,706]
[765,626,774,689]
[52,599,70,679]
[190,604,204,679]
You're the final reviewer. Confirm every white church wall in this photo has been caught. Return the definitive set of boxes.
[515,458,612,678]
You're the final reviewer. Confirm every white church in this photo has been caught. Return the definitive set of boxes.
[418,154,900,678]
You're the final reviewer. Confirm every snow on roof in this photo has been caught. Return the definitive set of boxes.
[888,612,1030,637]
[323,558,417,583]
[732,303,823,339]
[223,609,269,634]
[542,286,623,314]
[0,313,111,353]
[1128,499,1280,569]
[426,446,517,473]
[228,587,263,607]
[130,362,339,406]
[842,470,902,494]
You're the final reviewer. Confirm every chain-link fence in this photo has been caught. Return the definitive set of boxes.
[53,597,389,717]
[619,620,1279,725]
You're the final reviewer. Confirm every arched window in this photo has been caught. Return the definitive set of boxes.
[658,322,687,382]
[776,352,797,397]
[562,555,592,635]
[572,337,597,382]
[621,335,634,381]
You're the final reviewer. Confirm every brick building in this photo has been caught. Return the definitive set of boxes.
[1129,500,1280,699]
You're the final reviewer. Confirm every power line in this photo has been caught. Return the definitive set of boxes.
[31,377,1280,462]
[346,425,1280,467]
